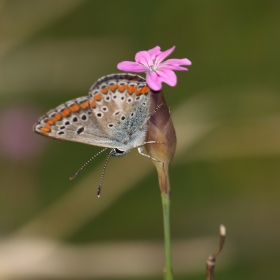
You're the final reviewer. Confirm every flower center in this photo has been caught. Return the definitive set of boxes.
[147,58,158,72]
[148,65,155,72]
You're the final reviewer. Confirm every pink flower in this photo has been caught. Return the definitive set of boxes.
[117,46,192,91]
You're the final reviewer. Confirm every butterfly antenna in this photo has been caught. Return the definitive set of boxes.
[140,103,163,129]
[97,150,113,198]
[69,148,108,180]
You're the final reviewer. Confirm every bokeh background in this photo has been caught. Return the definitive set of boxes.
[0,0,280,279]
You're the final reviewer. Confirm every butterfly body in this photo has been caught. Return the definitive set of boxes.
[33,74,153,156]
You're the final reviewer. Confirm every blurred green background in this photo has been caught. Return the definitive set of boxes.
[0,0,280,279]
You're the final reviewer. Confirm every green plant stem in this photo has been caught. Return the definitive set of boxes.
[161,191,173,280]
[157,163,173,280]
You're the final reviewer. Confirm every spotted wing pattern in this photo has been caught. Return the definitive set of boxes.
[33,73,152,151]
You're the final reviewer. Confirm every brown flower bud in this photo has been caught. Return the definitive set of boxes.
[145,91,177,194]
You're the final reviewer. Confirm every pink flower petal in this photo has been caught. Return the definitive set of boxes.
[146,71,162,91]
[117,61,147,72]
[163,58,192,66]
[147,46,161,59]
[117,45,191,90]
[159,64,189,71]
[135,51,152,67]
[154,46,175,65]
[156,69,177,87]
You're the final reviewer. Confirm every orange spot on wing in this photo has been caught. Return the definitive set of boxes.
[61,108,71,117]
[70,103,80,112]
[143,86,149,95]
[52,114,62,121]
[45,119,54,126]
[127,86,137,95]
[109,84,117,92]
[94,93,102,101]
[41,126,51,133]
[80,100,89,109]
[118,84,127,92]
[101,87,108,94]
[136,86,149,95]
[136,89,141,95]
[90,100,96,108]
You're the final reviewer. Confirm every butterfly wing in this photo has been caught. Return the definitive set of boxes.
[87,74,152,151]
[33,96,118,148]
[33,74,152,150]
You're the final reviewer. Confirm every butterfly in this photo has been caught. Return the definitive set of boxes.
[33,73,160,196]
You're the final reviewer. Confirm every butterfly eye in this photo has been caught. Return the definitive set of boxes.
[115,148,124,155]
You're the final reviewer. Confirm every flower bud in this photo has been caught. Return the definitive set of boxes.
[145,91,177,194]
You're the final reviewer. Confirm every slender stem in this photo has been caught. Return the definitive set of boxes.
[161,192,173,280]
[145,89,176,279]
[157,163,173,280]
[206,225,226,280]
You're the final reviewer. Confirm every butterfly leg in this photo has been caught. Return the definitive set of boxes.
[137,146,161,162]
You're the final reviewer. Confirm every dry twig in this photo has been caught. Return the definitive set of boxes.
[206,224,226,280]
